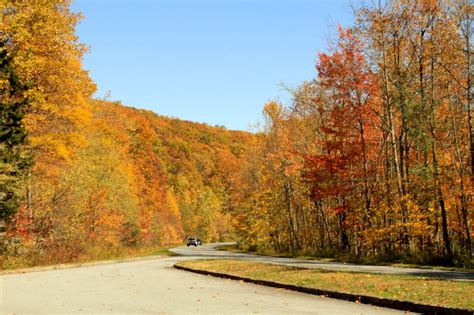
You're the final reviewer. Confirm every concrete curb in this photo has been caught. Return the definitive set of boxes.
[174,264,473,315]
[0,255,167,276]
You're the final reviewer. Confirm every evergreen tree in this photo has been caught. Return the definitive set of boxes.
[0,41,31,226]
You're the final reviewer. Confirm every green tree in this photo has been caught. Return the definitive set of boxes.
[0,41,31,224]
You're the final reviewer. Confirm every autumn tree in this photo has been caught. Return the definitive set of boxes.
[237,0,472,266]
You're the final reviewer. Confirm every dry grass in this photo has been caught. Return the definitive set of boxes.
[178,259,474,310]
[0,245,177,270]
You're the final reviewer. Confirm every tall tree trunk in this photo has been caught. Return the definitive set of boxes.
[358,119,371,221]
[284,179,300,251]
[388,79,404,198]
[462,2,474,179]
[456,0,474,179]
[429,57,453,257]
[449,85,472,255]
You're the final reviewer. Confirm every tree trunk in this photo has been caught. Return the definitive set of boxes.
[429,56,452,257]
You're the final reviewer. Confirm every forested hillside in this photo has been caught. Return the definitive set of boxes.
[2,96,255,267]
[1,0,472,269]
[0,0,254,267]
[20,99,254,265]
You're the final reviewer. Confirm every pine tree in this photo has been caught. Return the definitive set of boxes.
[0,41,31,226]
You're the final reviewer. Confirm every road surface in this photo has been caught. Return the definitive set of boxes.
[171,242,474,282]
[1,244,407,314]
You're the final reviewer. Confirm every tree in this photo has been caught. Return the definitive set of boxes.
[303,27,379,252]
[0,40,31,224]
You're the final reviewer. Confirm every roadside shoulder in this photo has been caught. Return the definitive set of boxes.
[0,255,168,276]
[174,260,473,315]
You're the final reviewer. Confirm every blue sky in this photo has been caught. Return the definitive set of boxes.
[72,0,354,130]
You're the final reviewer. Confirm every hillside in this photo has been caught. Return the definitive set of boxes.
[2,99,255,267]
[2,0,472,269]
[88,100,256,245]
[0,0,256,267]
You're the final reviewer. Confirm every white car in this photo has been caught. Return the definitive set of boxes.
[186,237,198,247]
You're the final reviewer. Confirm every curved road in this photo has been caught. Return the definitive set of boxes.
[1,243,410,314]
[172,242,474,282]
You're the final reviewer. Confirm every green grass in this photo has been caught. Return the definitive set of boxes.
[178,259,474,310]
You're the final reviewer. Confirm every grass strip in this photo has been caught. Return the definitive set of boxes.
[0,245,177,271]
[177,259,474,311]
[214,244,474,272]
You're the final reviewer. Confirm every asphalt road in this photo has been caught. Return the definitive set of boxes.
[1,244,408,314]
[172,242,474,282]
